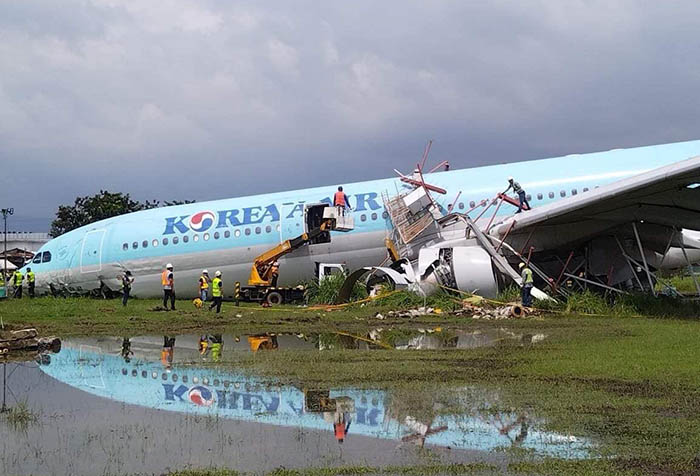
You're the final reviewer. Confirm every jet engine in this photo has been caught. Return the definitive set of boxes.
[416,246,500,298]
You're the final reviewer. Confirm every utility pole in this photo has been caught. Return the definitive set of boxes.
[1,208,13,298]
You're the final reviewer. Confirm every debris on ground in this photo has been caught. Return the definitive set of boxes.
[376,300,538,320]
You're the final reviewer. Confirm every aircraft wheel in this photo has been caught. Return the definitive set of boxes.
[265,291,283,306]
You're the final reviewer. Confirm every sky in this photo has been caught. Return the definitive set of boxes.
[2,0,700,231]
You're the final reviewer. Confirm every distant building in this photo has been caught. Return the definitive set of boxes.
[0,232,50,267]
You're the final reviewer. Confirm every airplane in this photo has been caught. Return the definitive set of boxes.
[21,139,700,299]
[37,336,590,456]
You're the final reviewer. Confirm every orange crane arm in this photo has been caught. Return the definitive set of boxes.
[248,219,333,286]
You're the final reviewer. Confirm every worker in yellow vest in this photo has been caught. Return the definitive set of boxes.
[519,262,534,307]
[12,269,24,298]
[198,270,210,302]
[26,267,36,298]
[209,270,223,314]
[161,263,175,310]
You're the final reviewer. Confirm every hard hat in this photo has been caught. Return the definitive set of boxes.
[508,176,514,181]
[519,262,526,268]
[215,270,222,277]
[273,261,279,266]
[166,263,173,269]
[202,269,208,274]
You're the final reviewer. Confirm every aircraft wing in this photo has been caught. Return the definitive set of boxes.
[490,155,700,252]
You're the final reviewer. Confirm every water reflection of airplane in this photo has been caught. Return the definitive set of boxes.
[38,340,588,457]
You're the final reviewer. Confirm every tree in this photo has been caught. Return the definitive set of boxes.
[50,191,195,237]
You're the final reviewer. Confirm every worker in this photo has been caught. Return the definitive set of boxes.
[161,263,175,311]
[120,270,134,306]
[198,270,210,302]
[519,262,534,307]
[12,269,23,298]
[270,261,280,288]
[323,396,354,444]
[505,177,530,213]
[333,186,352,216]
[209,270,223,314]
[26,267,35,298]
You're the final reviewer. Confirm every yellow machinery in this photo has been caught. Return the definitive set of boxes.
[248,218,334,287]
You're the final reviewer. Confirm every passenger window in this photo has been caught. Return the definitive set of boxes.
[33,254,42,264]
[360,214,367,222]
[122,243,128,251]
[203,233,210,241]
[245,228,251,236]
[459,203,465,210]
[234,230,241,237]
[172,236,179,244]
[152,239,159,247]
[526,194,531,201]
[213,232,220,239]
[193,234,200,242]
[469,201,475,208]
[142,240,148,248]
[224,230,231,238]
[537,193,543,200]
[42,251,51,263]
[183,235,189,243]
[255,227,261,234]
[571,189,577,195]
[548,192,554,199]
[371,212,377,220]
[382,211,389,219]
[162,238,168,246]
[265,225,271,233]
[132,242,138,249]
[560,190,566,197]
[583,187,589,192]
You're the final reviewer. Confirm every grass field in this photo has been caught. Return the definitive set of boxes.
[3,293,700,474]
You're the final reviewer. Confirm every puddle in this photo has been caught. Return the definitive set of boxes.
[1,334,585,476]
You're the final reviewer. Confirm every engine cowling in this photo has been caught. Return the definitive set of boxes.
[418,246,499,298]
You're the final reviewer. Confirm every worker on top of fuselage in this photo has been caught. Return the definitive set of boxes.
[333,186,352,216]
[505,177,530,213]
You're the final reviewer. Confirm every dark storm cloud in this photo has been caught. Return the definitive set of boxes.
[2,0,700,230]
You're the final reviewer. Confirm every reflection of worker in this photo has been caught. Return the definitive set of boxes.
[323,396,355,444]
[121,337,134,363]
[519,262,534,307]
[26,267,36,298]
[161,263,175,310]
[505,177,530,213]
[120,271,134,306]
[270,262,279,288]
[210,334,223,362]
[198,270,210,302]
[209,271,223,313]
[161,336,176,369]
[333,186,352,216]
[12,269,23,298]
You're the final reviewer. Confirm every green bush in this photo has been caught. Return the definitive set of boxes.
[304,273,367,305]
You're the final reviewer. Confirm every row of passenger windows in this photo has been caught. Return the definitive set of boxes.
[121,211,391,251]
[121,366,275,391]
[31,251,52,264]
[452,187,591,211]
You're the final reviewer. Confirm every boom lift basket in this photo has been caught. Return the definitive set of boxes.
[322,207,354,232]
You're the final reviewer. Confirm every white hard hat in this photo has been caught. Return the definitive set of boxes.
[166,263,173,269]
[508,176,514,181]
[273,261,279,266]
[519,262,526,268]
[215,270,222,277]
[202,269,209,274]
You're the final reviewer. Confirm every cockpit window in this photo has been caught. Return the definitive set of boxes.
[33,254,42,264]
[42,251,52,263]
